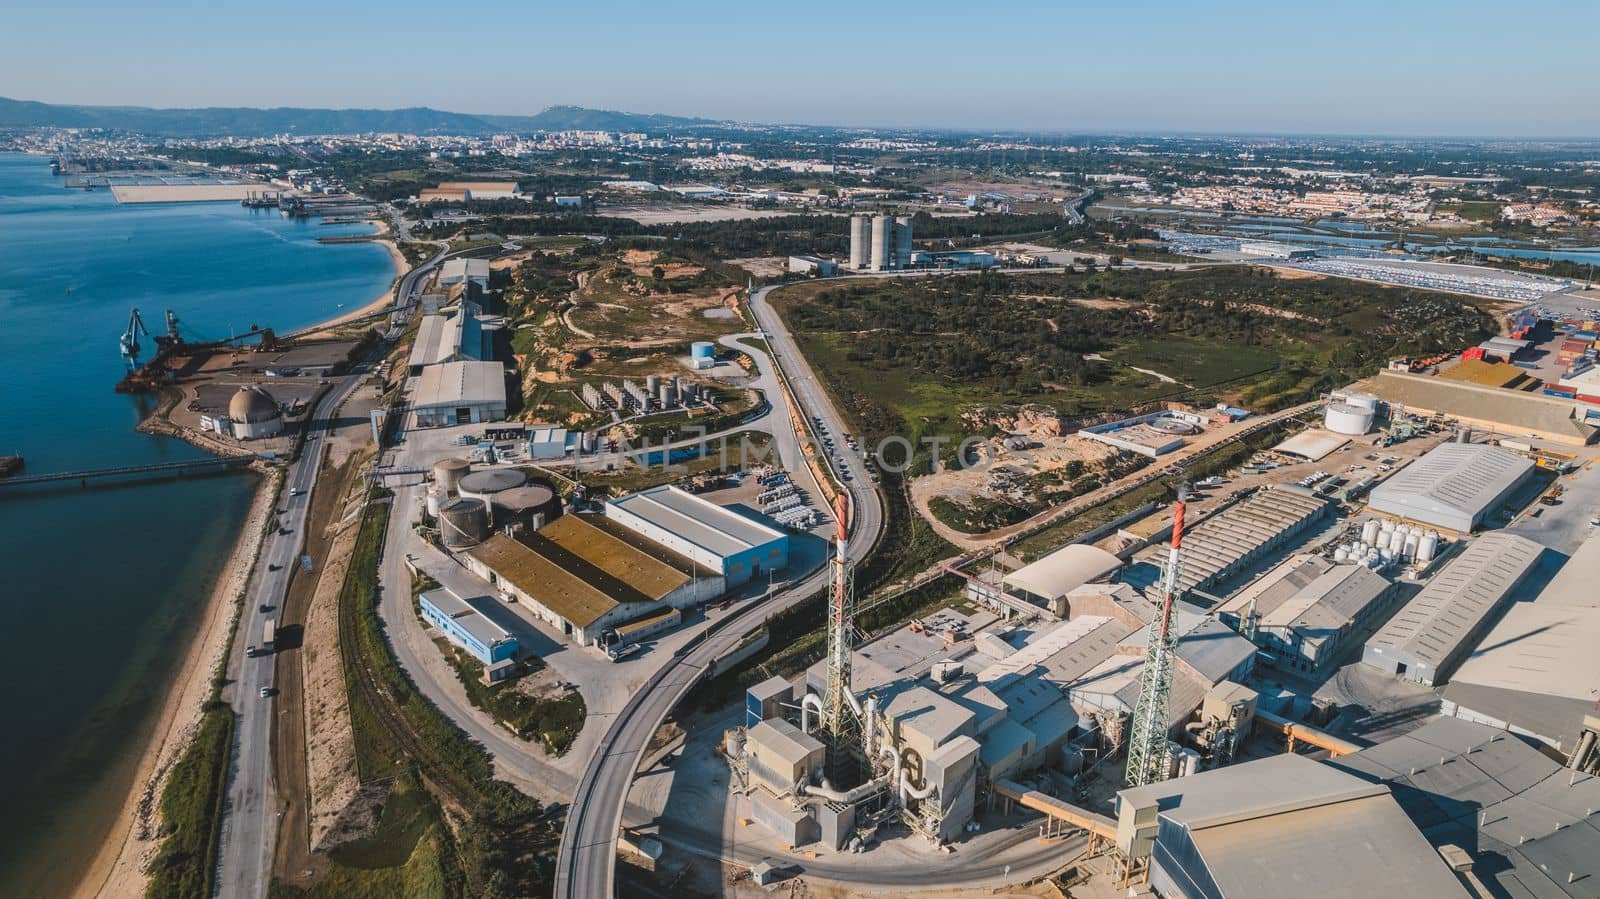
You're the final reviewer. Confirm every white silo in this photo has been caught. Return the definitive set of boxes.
[1361,519,1380,544]
[1334,547,1349,563]
[894,215,914,269]
[1388,529,1406,556]
[1343,392,1380,412]
[1324,402,1376,436]
[1417,532,1439,563]
[1404,532,1420,560]
[871,215,892,271]
[849,215,871,270]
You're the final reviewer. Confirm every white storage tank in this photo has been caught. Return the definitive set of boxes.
[1334,547,1349,563]
[1361,519,1381,544]
[1343,392,1380,412]
[1388,529,1406,555]
[425,490,444,518]
[1404,532,1420,560]
[1324,402,1376,436]
[1417,532,1439,563]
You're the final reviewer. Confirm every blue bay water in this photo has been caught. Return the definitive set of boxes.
[0,152,394,896]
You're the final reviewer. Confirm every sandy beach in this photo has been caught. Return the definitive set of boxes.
[296,226,407,338]
[74,215,411,899]
[74,467,278,899]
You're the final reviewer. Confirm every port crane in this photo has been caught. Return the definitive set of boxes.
[120,308,152,370]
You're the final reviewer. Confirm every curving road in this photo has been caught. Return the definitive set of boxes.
[553,285,886,898]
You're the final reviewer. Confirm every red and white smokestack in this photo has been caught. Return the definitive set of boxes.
[1157,484,1190,641]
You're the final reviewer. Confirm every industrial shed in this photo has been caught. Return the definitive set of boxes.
[407,303,488,374]
[461,513,721,646]
[411,361,507,427]
[1368,442,1536,533]
[417,588,518,679]
[1125,486,1330,596]
[1002,544,1123,613]
[1441,535,1600,755]
[1329,717,1600,899]
[1368,369,1598,446]
[1115,753,1467,899]
[438,257,491,286]
[1215,554,1397,674]
[606,485,789,587]
[1361,532,1543,686]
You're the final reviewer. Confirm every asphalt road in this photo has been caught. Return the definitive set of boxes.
[553,285,886,898]
[213,372,365,899]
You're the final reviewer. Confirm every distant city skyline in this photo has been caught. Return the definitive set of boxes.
[3,0,1597,138]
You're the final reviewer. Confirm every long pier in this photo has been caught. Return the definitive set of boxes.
[0,456,257,489]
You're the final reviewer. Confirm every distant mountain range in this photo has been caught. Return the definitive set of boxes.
[0,97,717,137]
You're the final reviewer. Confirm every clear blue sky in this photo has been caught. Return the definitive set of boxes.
[3,0,1596,137]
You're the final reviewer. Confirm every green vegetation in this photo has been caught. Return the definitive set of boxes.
[270,772,459,899]
[772,266,1493,472]
[331,500,556,898]
[1443,200,1502,222]
[442,650,587,756]
[145,703,234,899]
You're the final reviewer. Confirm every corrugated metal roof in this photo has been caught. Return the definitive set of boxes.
[1369,443,1535,528]
[413,360,506,409]
[1365,532,1543,670]
[1003,544,1122,600]
[419,588,512,648]
[608,484,785,559]
[1330,718,1600,899]
[1369,369,1594,443]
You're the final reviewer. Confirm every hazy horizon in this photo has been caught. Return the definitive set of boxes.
[4,0,1598,138]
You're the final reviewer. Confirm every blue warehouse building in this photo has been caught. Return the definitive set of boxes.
[419,588,519,681]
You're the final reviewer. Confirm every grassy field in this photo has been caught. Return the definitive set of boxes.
[1443,200,1502,222]
[444,649,587,756]
[144,704,235,899]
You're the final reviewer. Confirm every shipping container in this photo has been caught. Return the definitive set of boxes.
[1544,387,1577,398]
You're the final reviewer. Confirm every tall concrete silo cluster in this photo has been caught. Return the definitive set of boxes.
[849,213,914,271]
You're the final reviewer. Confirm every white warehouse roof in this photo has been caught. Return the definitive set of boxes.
[412,360,506,409]
[1004,544,1123,602]
[439,258,490,283]
[607,485,785,559]
[1363,532,1543,684]
[1368,443,1535,532]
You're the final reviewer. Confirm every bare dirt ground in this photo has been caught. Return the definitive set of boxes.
[727,256,787,279]
[78,467,280,899]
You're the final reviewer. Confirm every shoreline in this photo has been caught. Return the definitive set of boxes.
[74,210,410,899]
[73,464,278,899]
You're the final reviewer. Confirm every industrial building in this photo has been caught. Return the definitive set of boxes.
[1079,410,1204,457]
[461,512,721,646]
[1270,427,1351,462]
[407,301,491,375]
[1367,369,1598,446]
[786,255,837,276]
[225,385,284,440]
[410,360,507,427]
[1123,486,1330,598]
[605,485,789,587]
[1441,535,1600,755]
[847,213,913,271]
[1114,753,1468,899]
[1214,553,1397,674]
[417,588,519,682]
[992,544,1123,615]
[1329,716,1600,899]
[1367,442,1536,533]
[438,257,491,287]
[423,181,518,201]
[1361,531,1543,686]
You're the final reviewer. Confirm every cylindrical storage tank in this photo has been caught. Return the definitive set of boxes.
[1334,547,1349,563]
[1362,519,1380,544]
[1388,529,1407,555]
[433,458,472,496]
[489,483,558,529]
[440,498,489,548]
[691,341,716,364]
[726,728,747,760]
[425,489,445,518]
[1418,532,1439,563]
[646,374,661,394]
[458,468,528,525]
[1344,392,1380,412]
[849,215,871,269]
[658,382,673,408]
[1404,533,1420,560]
[581,431,598,453]
[894,215,913,268]
[871,215,892,271]
[1324,402,1376,436]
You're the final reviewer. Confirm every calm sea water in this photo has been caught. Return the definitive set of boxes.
[0,152,394,896]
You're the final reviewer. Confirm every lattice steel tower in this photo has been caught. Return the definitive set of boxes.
[822,495,863,782]
[1126,486,1191,788]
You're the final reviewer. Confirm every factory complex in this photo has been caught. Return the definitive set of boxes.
[1367,441,1537,532]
